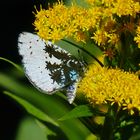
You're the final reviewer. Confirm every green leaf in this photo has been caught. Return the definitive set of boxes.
[16,116,47,140]
[58,105,93,121]
[3,91,59,126]
[56,38,104,67]
[35,119,56,137]
[0,57,23,72]
[0,72,91,139]
[56,38,83,59]
[64,0,90,8]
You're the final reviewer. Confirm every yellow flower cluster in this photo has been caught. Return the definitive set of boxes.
[91,28,119,46]
[86,0,140,47]
[86,0,140,17]
[34,2,101,42]
[78,65,140,114]
[34,0,140,49]
[112,0,140,17]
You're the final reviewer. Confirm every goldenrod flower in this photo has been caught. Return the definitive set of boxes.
[34,0,140,50]
[78,65,140,114]
[102,0,114,7]
[34,2,69,42]
[112,0,140,17]
[34,1,103,42]
[134,26,140,48]
[134,35,140,48]
[91,29,108,46]
[108,33,119,45]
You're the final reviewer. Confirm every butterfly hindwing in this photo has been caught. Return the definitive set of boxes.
[18,32,83,103]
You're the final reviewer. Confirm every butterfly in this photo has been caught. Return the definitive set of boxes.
[18,32,84,104]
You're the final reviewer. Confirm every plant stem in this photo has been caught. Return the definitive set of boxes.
[100,107,115,140]
[119,32,131,69]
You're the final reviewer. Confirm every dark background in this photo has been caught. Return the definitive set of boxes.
[0,0,56,139]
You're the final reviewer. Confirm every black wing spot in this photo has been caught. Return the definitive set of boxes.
[29,46,32,49]
[30,51,33,55]
[18,41,23,44]
[43,43,85,86]
[29,41,32,43]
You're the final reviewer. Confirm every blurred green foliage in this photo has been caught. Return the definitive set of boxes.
[0,68,93,140]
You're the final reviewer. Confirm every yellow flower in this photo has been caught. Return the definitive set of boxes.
[74,31,87,43]
[34,1,101,42]
[134,26,140,48]
[78,65,140,114]
[134,35,140,48]
[108,33,119,45]
[112,0,140,17]
[34,2,74,42]
[87,7,102,27]
[101,0,114,7]
[91,29,108,46]
[102,7,114,18]
[34,0,140,50]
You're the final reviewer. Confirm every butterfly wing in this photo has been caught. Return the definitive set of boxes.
[66,83,78,104]
[18,32,62,93]
[18,32,83,102]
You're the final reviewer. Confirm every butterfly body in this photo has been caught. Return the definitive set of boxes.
[18,32,84,103]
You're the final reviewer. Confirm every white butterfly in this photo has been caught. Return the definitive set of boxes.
[18,32,84,104]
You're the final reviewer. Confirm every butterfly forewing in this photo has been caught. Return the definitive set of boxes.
[18,32,83,96]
